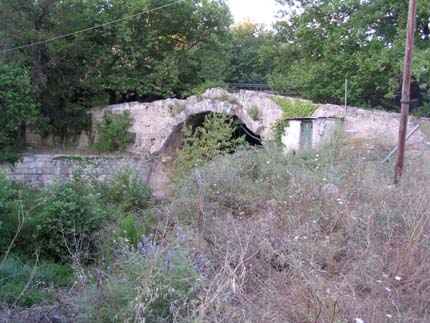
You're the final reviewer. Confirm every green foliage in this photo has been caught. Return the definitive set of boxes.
[99,167,151,212]
[34,172,111,263]
[190,80,227,96]
[0,62,37,163]
[84,232,202,322]
[117,212,154,247]
[0,256,74,307]
[0,174,39,256]
[271,98,317,145]
[0,0,233,137]
[272,0,430,109]
[227,21,275,83]
[175,113,245,172]
[249,105,260,121]
[95,111,136,153]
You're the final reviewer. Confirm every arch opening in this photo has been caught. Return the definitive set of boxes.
[162,112,262,158]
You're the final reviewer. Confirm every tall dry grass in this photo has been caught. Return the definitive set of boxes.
[170,136,430,323]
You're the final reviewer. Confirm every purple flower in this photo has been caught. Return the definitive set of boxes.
[165,251,172,270]
[143,237,151,248]
[52,314,62,322]
[177,227,187,242]
[106,266,111,273]
[194,255,206,272]
[137,242,145,255]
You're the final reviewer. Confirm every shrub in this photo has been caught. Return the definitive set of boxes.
[175,113,245,173]
[99,166,151,212]
[95,110,135,153]
[0,174,39,257]
[84,228,204,322]
[0,174,20,253]
[34,171,111,264]
[249,105,260,121]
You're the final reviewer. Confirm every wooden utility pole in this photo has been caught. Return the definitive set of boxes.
[394,0,418,184]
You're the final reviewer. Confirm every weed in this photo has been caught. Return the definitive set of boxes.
[214,93,242,106]
[249,105,260,121]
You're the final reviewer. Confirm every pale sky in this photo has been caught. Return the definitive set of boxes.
[227,0,282,27]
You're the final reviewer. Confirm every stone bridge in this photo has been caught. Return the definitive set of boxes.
[87,88,283,156]
[9,88,430,198]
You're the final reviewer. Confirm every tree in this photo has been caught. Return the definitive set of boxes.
[271,0,430,113]
[0,0,233,139]
[0,62,37,163]
[227,20,275,83]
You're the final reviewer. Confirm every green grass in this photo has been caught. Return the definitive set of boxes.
[0,256,74,307]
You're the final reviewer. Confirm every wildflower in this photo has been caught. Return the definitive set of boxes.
[386,314,393,319]
[384,287,392,292]
[52,314,62,322]
[354,318,365,323]
[395,276,402,281]
[177,227,184,236]
[376,280,382,284]
[165,251,172,270]
[137,242,145,255]
[195,255,206,272]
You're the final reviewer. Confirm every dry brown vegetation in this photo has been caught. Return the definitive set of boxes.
[170,135,430,323]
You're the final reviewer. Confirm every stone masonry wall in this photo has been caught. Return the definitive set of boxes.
[314,104,430,149]
[0,155,151,189]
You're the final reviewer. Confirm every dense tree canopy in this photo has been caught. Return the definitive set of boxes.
[226,20,275,83]
[0,62,37,163]
[270,0,430,112]
[0,0,233,138]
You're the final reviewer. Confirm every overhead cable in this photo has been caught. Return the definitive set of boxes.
[0,0,186,54]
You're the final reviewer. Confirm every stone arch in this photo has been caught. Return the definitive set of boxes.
[159,103,263,158]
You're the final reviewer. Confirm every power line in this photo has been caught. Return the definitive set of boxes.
[0,0,186,54]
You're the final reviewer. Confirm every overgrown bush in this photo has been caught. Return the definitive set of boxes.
[34,170,111,264]
[175,113,245,173]
[95,110,135,153]
[84,228,204,322]
[99,166,151,212]
[0,174,39,257]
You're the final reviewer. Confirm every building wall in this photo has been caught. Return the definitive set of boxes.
[281,120,302,152]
